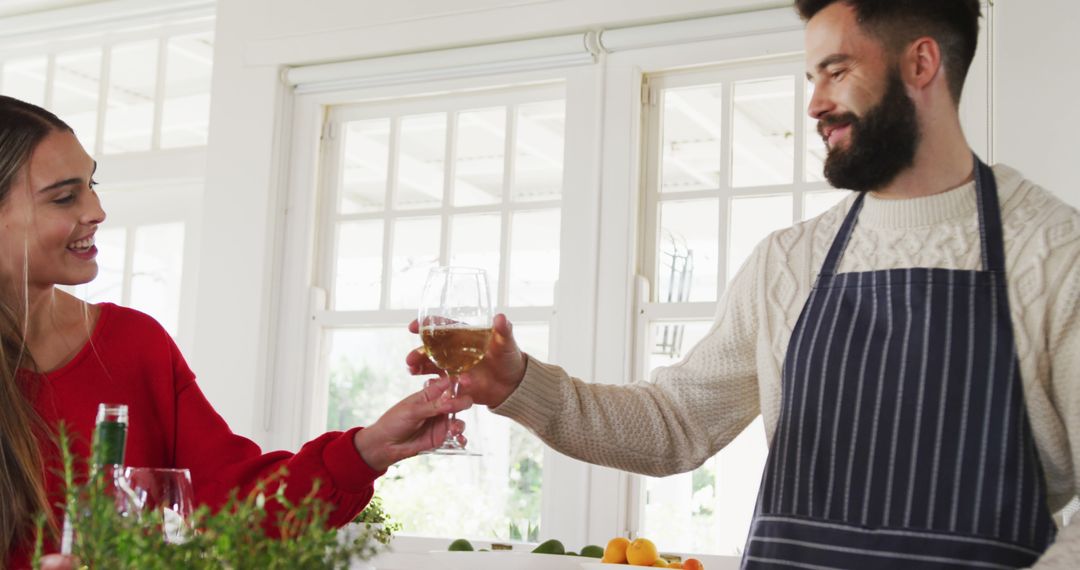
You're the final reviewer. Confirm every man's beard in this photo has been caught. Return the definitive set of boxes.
[818,68,921,192]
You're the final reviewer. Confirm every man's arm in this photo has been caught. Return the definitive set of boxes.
[1030,252,1080,569]
[485,240,767,476]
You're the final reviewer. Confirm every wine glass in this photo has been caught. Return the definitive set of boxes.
[418,266,493,455]
[120,467,195,544]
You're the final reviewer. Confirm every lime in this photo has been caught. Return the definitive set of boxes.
[580,545,604,558]
[448,538,474,551]
[531,539,565,555]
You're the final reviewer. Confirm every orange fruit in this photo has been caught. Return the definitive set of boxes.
[626,538,659,566]
[682,558,704,570]
[668,563,684,569]
[603,537,631,564]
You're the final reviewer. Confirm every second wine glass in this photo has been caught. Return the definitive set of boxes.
[418,266,493,455]
[121,467,195,544]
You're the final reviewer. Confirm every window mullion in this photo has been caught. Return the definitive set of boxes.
[793,72,807,222]
[95,45,112,156]
[717,80,734,296]
[121,227,136,306]
[497,104,516,309]
[440,112,456,266]
[380,117,401,310]
[152,35,168,150]
[43,53,56,109]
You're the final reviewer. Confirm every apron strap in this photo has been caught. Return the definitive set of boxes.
[819,192,866,277]
[973,156,1006,273]
[819,154,1003,277]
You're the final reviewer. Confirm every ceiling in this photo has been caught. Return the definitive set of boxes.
[0,0,107,18]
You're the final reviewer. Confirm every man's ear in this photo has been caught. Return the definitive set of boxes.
[902,36,943,91]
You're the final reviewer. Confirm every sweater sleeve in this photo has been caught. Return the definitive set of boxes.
[492,240,764,476]
[1031,253,1080,569]
[169,345,380,528]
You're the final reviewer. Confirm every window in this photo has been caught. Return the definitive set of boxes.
[69,185,199,339]
[314,84,567,539]
[2,20,214,350]
[1,30,214,155]
[635,59,846,555]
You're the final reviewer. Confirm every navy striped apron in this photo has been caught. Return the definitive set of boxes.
[743,157,1057,569]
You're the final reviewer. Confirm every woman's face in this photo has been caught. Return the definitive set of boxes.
[0,129,105,290]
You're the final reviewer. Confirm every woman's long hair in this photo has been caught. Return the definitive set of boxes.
[0,95,72,563]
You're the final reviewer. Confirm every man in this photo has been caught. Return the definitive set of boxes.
[408,1,1080,567]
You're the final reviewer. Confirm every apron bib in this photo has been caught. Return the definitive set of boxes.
[743,158,1056,569]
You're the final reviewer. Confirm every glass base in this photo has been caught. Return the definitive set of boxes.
[420,434,481,456]
[419,447,482,456]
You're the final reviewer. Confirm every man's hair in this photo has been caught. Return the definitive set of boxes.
[796,0,982,103]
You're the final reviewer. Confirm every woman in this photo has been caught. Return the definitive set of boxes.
[0,95,469,569]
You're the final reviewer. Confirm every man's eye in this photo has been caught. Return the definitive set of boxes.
[830,69,846,81]
[89,178,99,190]
[54,194,76,204]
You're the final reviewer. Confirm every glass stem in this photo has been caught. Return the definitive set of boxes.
[446,375,459,441]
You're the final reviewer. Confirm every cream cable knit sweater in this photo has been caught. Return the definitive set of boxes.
[493,164,1080,568]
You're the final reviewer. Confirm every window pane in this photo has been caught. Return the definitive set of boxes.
[161,32,214,149]
[325,327,543,540]
[449,213,501,302]
[732,76,795,187]
[333,221,383,310]
[104,40,158,153]
[454,107,505,207]
[513,323,549,362]
[83,226,126,304]
[647,320,713,373]
[658,199,719,303]
[389,217,441,309]
[341,119,391,214]
[53,49,102,153]
[729,194,792,279]
[804,190,848,220]
[2,57,47,106]
[508,209,559,306]
[805,80,827,183]
[661,84,723,192]
[642,321,767,556]
[395,113,446,210]
[512,100,564,202]
[130,223,185,336]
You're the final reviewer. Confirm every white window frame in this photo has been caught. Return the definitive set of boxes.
[269,65,604,550]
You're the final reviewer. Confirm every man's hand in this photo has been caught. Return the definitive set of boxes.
[406,313,527,408]
[353,376,473,471]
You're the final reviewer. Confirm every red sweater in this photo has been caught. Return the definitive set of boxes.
[9,303,381,568]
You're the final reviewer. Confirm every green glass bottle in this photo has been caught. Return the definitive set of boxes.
[93,403,128,468]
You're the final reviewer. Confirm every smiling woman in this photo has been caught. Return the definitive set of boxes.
[0,95,490,570]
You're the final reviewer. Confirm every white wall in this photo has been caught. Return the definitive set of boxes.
[243,0,788,65]
[993,0,1080,209]
[195,0,1080,443]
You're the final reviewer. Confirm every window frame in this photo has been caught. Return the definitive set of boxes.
[269,65,604,550]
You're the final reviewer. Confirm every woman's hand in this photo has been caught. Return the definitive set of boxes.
[352,376,472,471]
[39,554,80,570]
[405,313,527,408]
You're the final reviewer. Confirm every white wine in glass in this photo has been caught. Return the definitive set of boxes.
[418,266,493,454]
